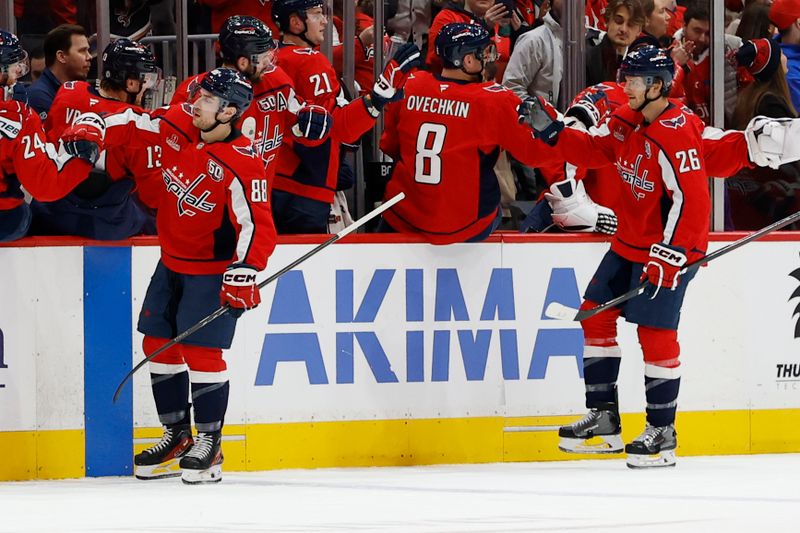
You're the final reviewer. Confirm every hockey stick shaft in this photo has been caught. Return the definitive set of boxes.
[112,192,405,403]
[554,208,800,322]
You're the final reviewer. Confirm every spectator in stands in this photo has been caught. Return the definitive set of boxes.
[673,5,742,125]
[14,0,78,34]
[26,24,91,120]
[770,0,800,112]
[586,0,645,86]
[736,3,777,41]
[641,0,672,46]
[729,38,800,229]
[502,0,562,104]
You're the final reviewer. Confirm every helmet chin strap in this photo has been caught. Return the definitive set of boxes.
[200,107,235,133]
[459,51,484,81]
[634,81,662,113]
[289,17,318,48]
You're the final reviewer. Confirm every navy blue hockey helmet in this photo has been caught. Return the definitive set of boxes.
[434,23,492,69]
[617,45,674,96]
[219,15,275,63]
[0,30,26,72]
[272,0,326,33]
[200,67,254,117]
[101,38,158,86]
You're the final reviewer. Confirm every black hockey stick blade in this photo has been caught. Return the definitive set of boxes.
[112,192,406,403]
[544,208,800,322]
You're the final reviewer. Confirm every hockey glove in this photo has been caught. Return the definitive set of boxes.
[565,89,609,130]
[369,43,422,113]
[641,243,687,299]
[61,112,105,165]
[745,116,800,169]
[220,264,260,318]
[517,96,564,146]
[544,178,618,235]
[292,104,333,141]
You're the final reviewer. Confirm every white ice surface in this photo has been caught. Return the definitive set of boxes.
[1,454,797,532]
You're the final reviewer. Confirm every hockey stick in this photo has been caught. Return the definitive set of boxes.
[545,208,800,322]
[112,192,405,403]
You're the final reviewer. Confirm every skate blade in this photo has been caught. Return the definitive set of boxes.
[181,464,223,485]
[134,459,182,480]
[559,435,623,454]
[626,449,677,469]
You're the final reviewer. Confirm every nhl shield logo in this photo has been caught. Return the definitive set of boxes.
[644,141,652,159]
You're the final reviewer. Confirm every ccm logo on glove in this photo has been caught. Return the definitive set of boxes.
[223,271,256,284]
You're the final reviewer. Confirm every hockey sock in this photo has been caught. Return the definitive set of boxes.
[580,301,622,408]
[143,336,190,426]
[190,375,229,433]
[644,369,681,427]
[639,326,681,427]
[183,344,229,433]
[583,345,622,408]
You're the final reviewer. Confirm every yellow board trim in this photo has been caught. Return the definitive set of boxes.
[0,430,84,481]
[4,409,800,480]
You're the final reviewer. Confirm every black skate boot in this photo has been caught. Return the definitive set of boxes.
[625,424,677,468]
[180,431,223,484]
[134,425,193,480]
[558,403,623,454]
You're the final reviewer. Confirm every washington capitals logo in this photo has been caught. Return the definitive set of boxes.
[659,114,686,130]
[617,154,655,200]
[163,166,216,216]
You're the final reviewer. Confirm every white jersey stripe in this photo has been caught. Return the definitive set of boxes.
[228,177,255,264]
[658,149,683,245]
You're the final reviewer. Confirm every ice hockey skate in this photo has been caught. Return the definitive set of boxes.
[558,406,623,453]
[625,424,677,468]
[134,425,193,480]
[180,432,223,484]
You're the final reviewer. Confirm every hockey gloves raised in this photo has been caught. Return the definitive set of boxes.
[518,96,564,146]
[544,178,618,235]
[565,89,609,130]
[641,243,687,299]
[369,43,422,114]
[746,116,800,169]
[292,104,332,142]
[220,264,260,318]
[61,112,105,165]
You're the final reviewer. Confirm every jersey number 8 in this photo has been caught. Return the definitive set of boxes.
[415,123,446,185]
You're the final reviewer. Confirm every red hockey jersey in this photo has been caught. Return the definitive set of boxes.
[44,80,164,209]
[103,104,277,274]
[0,99,92,209]
[272,43,377,203]
[380,71,544,244]
[540,103,751,262]
[172,66,300,184]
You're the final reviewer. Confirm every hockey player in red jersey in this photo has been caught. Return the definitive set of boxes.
[0,30,101,241]
[271,0,421,233]
[378,23,545,244]
[89,68,277,484]
[523,46,755,468]
[171,16,332,186]
[33,38,161,239]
